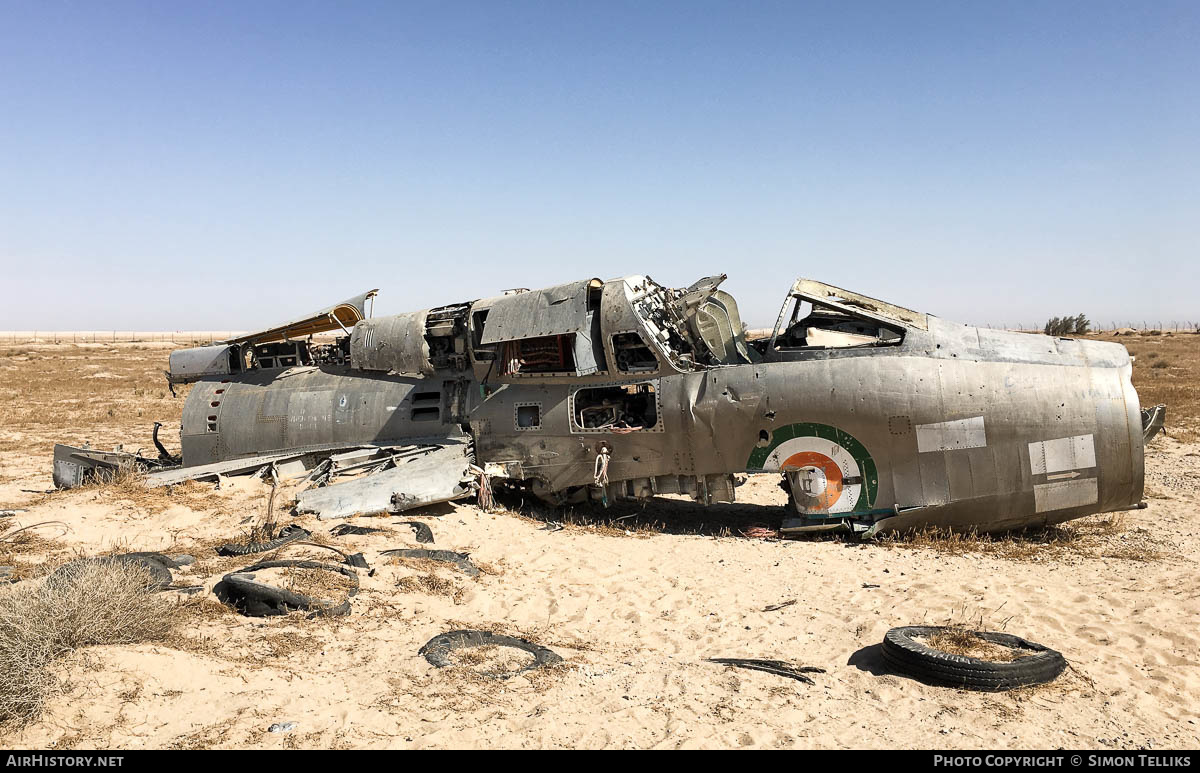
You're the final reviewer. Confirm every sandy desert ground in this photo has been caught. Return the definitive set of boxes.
[0,334,1197,750]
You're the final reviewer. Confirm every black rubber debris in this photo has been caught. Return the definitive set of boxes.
[396,521,435,544]
[120,551,193,569]
[216,559,359,617]
[380,548,478,577]
[419,629,563,678]
[278,540,370,570]
[880,625,1067,692]
[329,524,388,537]
[49,552,176,590]
[217,525,311,557]
[706,658,826,684]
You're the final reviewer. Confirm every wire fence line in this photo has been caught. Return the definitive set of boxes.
[991,322,1199,333]
[0,331,247,345]
[2,322,1197,346]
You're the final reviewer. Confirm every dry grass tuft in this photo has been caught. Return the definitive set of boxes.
[164,596,238,659]
[922,627,1020,662]
[445,643,538,677]
[396,572,459,598]
[0,560,177,729]
[0,529,74,582]
[881,512,1166,563]
[1106,332,1200,442]
[0,343,191,457]
[502,493,783,540]
[84,467,222,515]
[273,565,355,603]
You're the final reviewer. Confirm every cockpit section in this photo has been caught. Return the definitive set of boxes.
[772,300,905,350]
[759,279,926,359]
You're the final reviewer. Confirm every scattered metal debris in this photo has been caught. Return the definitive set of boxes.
[396,520,435,544]
[268,722,297,734]
[51,444,169,489]
[143,446,379,489]
[380,548,479,577]
[1142,404,1167,443]
[0,509,28,519]
[419,629,563,678]
[880,626,1067,691]
[278,541,370,570]
[299,458,333,491]
[217,559,359,617]
[216,525,310,557]
[706,658,826,684]
[293,437,475,520]
[762,599,797,612]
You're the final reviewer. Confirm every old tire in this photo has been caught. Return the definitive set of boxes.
[880,625,1066,691]
[419,629,563,677]
[216,525,311,557]
[50,553,174,590]
[217,559,358,617]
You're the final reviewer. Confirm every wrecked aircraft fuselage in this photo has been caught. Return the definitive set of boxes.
[54,275,1147,535]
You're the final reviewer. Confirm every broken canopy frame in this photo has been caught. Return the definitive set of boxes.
[766,278,929,353]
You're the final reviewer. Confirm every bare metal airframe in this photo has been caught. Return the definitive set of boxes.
[53,275,1153,536]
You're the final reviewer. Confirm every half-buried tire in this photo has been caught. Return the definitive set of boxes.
[419,630,563,678]
[50,552,175,590]
[216,559,359,617]
[880,625,1066,691]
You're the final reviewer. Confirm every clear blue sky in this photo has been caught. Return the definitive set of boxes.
[1,0,1196,330]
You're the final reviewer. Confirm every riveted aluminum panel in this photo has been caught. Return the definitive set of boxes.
[478,279,601,345]
[350,311,432,375]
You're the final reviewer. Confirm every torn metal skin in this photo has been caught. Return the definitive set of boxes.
[53,276,1149,535]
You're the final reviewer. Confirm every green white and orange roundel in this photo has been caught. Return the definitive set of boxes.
[747,423,879,514]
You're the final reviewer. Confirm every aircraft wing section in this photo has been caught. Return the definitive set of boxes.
[224,289,379,346]
[294,433,475,519]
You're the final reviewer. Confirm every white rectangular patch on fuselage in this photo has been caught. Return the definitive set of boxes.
[915,416,987,453]
[1034,477,1098,512]
[1029,434,1096,475]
